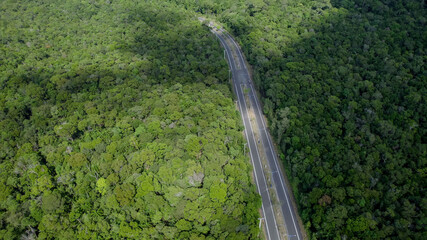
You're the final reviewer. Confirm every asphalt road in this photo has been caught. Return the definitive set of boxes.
[212,28,303,240]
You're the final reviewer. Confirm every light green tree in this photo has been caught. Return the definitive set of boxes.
[96,178,108,196]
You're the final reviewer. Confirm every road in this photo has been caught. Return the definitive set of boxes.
[211,27,303,240]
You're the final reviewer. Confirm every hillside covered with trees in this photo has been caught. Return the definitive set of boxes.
[0,1,261,239]
[175,0,427,239]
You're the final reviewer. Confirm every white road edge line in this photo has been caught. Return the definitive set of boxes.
[226,34,248,71]
[227,32,301,240]
[235,84,272,240]
[239,83,281,239]
[250,84,301,240]
[212,31,234,70]
[216,30,272,240]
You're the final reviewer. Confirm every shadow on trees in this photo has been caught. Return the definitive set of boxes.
[116,4,228,87]
[1,1,230,158]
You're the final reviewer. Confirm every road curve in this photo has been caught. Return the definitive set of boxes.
[211,27,304,240]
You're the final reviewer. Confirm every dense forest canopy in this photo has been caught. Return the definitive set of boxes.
[0,0,261,239]
[1,0,426,239]
[173,0,427,239]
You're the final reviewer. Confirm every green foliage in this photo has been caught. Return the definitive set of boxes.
[68,153,87,168]
[96,178,108,196]
[0,0,260,238]
[176,219,192,231]
[210,183,228,203]
[114,183,135,206]
[136,173,155,198]
[41,192,62,214]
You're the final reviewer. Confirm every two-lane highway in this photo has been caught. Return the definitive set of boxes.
[211,27,303,240]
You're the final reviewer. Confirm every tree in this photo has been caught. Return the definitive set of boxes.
[114,183,135,206]
[96,178,108,196]
[209,183,227,203]
[41,192,63,214]
[68,153,87,168]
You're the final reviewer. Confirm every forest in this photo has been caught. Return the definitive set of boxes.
[1,0,426,239]
[174,0,427,239]
[0,0,261,239]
